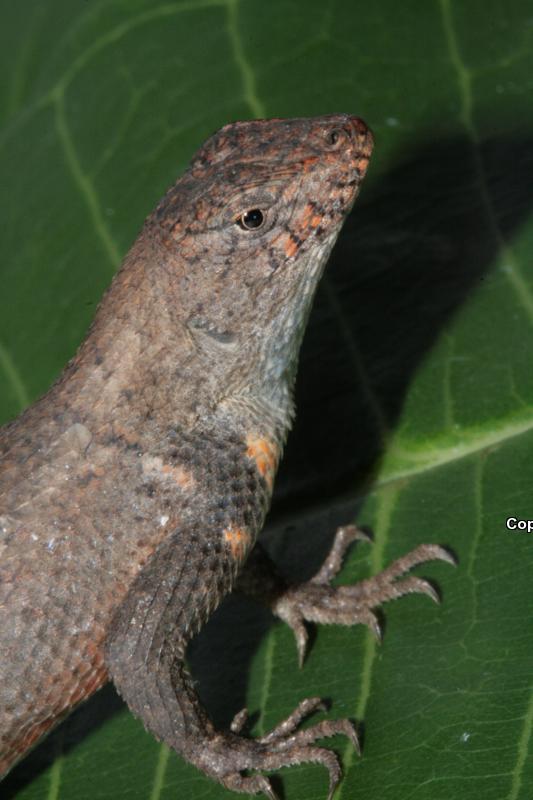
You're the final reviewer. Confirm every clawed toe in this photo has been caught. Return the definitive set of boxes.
[272,529,455,664]
[257,697,326,743]
[218,701,357,799]
[230,707,251,734]
[311,525,372,585]
[396,575,440,604]
[223,771,280,799]
[379,543,456,580]
[263,743,342,800]
[224,529,454,797]
[344,572,441,606]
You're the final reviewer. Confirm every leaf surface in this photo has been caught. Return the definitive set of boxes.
[1,2,532,799]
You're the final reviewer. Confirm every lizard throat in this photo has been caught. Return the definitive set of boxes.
[252,230,340,430]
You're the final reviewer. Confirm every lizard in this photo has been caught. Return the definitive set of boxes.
[0,113,453,799]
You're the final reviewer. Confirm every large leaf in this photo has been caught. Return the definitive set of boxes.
[1,2,532,799]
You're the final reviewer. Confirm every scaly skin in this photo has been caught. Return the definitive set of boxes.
[0,115,452,798]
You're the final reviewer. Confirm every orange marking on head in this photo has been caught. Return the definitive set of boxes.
[285,236,299,259]
[302,155,319,169]
[223,526,252,562]
[289,204,323,239]
[296,203,315,229]
[355,156,370,175]
[246,435,279,488]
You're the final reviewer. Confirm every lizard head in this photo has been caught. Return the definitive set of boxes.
[152,114,373,429]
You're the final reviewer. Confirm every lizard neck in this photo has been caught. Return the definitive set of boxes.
[50,232,201,436]
[50,229,295,449]
[231,228,340,444]
[48,221,337,453]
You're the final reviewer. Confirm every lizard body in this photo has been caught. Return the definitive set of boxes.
[0,114,451,797]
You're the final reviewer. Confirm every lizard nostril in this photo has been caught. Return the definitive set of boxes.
[325,127,349,149]
[346,117,374,155]
[349,117,367,135]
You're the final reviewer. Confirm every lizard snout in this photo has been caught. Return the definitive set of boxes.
[346,116,374,157]
[321,115,374,160]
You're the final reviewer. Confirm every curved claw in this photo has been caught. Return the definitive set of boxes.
[323,749,342,800]
[224,773,279,800]
[260,776,279,800]
[364,609,383,642]
[294,617,309,668]
[410,577,441,604]
[325,718,361,757]
[230,707,249,734]
[298,746,341,800]
[275,537,454,651]
[327,779,339,800]
[430,544,457,567]
[273,594,310,666]
[348,723,361,757]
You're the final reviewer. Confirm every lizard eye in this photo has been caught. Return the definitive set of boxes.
[236,209,264,230]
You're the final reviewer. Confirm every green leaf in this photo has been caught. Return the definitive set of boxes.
[1,1,532,799]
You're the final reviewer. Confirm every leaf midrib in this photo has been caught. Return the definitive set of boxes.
[381,407,533,485]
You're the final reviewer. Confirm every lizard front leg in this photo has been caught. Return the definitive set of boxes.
[105,523,357,799]
[238,527,455,666]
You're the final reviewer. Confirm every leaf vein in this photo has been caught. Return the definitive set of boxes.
[0,1,227,152]
[338,485,399,795]
[148,743,171,800]
[53,92,121,270]
[0,339,29,411]
[382,409,533,485]
[46,732,64,800]
[506,686,533,800]
[439,0,533,322]
[226,0,266,118]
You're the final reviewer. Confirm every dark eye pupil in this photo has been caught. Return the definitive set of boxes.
[327,129,341,145]
[239,209,264,230]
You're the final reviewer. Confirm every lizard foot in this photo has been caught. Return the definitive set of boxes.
[198,696,358,799]
[273,525,456,665]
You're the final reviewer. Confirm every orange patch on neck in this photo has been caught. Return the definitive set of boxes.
[223,525,252,562]
[246,435,279,488]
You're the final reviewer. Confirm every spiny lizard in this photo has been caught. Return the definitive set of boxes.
[0,114,453,798]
